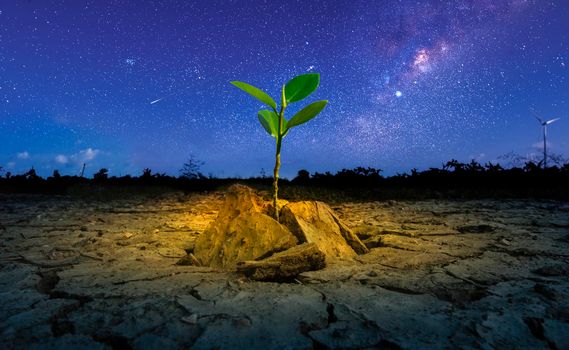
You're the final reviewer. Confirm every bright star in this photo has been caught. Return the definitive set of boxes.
[395,90,403,97]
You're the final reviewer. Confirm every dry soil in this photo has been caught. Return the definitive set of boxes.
[1,191,568,349]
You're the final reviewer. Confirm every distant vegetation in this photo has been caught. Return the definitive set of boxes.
[179,156,206,180]
[1,159,568,200]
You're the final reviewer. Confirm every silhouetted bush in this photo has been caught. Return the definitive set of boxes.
[292,169,310,184]
[93,168,109,181]
[142,168,152,178]
[180,156,205,179]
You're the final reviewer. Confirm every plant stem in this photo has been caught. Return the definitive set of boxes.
[273,136,282,221]
[272,86,287,222]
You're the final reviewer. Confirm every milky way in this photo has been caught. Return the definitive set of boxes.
[1,0,567,177]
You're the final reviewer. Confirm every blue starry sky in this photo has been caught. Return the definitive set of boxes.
[1,0,567,178]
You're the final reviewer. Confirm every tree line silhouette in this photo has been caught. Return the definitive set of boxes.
[1,158,568,199]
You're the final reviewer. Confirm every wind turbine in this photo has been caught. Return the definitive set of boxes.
[532,110,561,169]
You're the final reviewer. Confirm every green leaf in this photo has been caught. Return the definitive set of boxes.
[284,73,320,103]
[286,100,328,130]
[257,110,279,138]
[231,81,277,110]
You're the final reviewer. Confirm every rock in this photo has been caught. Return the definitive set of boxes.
[192,186,366,268]
[264,198,291,218]
[280,201,369,260]
[236,243,326,281]
[193,185,297,268]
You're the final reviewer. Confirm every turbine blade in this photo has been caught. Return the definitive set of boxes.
[545,118,560,125]
[531,110,544,124]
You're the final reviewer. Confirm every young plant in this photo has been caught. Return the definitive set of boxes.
[231,73,327,221]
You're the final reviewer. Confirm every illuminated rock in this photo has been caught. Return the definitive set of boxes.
[193,185,365,271]
[280,201,369,260]
[236,243,325,281]
[193,185,297,268]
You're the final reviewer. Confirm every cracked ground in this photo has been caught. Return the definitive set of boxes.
[1,191,568,349]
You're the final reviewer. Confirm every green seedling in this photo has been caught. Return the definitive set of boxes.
[231,73,328,221]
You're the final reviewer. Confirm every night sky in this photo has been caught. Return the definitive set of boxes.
[1,0,567,178]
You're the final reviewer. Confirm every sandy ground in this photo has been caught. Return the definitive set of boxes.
[1,191,568,349]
